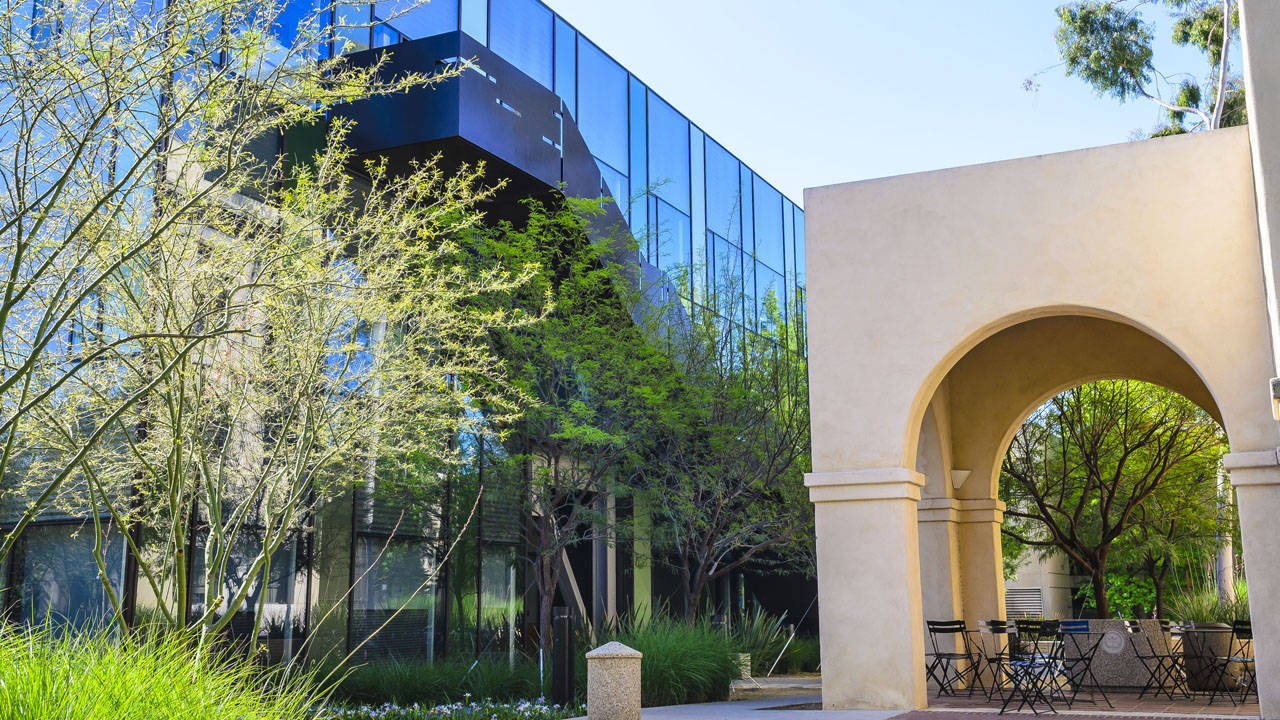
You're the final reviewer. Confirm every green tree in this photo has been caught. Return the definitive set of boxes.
[649,277,813,622]
[1052,1,1245,134]
[471,197,686,652]
[1001,380,1225,618]
[0,0,534,650]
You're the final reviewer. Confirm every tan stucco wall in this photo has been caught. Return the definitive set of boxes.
[804,125,1280,711]
[805,126,1275,475]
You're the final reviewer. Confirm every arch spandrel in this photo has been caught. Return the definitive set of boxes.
[804,125,1276,477]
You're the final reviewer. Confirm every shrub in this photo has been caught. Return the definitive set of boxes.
[330,698,581,720]
[731,608,787,675]
[605,618,738,707]
[1168,579,1250,623]
[0,627,317,720]
[777,635,820,674]
[326,658,541,707]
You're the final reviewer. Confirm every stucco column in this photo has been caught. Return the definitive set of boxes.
[806,468,928,710]
[1240,0,1280,380]
[917,499,963,625]
[1225,450,1280,718]
[955,499,1006,627]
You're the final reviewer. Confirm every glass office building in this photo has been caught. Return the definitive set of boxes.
[328,0,805,331]
[2,0,809,659]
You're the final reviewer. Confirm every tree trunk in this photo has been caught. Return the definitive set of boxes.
[538,553,555,656]
[1091,565,1110,619]
[688,575,707,625]
[678,565,694,623]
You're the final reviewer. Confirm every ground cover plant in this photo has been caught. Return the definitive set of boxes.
[0,627,318,720]
[329,698,581,720]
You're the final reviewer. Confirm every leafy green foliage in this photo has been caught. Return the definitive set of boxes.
[1056,3,1155,102]
[461,196,690,650]
[777,636,821,674]
[1053,1,1245,133]
[648,275,812,619]
[732,607,787,674]
[1167,579,1249,622]
[1001,380,1227,618]
[0,627,318,719]
[1075,573,1156,617]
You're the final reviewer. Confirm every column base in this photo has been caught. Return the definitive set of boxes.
[807,469,928,710]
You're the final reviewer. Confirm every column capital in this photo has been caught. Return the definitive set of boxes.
[916,497,1005,523]
[1224,449,1280,488]
[805,468,925,504]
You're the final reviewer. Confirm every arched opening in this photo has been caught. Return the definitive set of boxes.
[909,314,1254,706]
[999,380,1234,624]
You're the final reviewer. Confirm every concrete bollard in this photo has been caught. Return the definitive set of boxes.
[586,641,643,720]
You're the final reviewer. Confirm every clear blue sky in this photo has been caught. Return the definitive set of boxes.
[541,0,1224,204]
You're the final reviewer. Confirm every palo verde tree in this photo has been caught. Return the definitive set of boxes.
[1051,1,1245,134]
[650,273,813,623]
[1,0,535,650]
[470,196,685,654]
[1109,465,1231,618]
[1001,379,1226,618]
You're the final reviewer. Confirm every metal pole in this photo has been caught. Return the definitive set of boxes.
[552,606,574,705]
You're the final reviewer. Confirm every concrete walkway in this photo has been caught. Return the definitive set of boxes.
[637,695,901,720]
[625,693,1261,720]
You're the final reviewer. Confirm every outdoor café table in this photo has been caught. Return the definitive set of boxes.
[1058,620,1112,709]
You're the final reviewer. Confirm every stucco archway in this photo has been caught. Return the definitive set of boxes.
[802,125,1280,713]
[912,312,1228,642]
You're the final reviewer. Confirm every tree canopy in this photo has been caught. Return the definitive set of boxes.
[1001,380,1227,618]
[1052,1,1245,134]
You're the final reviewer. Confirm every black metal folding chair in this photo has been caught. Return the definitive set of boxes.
[1001,620,1064,715]
[925,620,980,697]
[1124,619,1189,700]
[977,620,1016,702]
[1208,620,1256,706]
[1058,619,1112,708]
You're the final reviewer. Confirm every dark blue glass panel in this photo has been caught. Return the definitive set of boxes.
[690,127,707,303]
[704,139,740,245]
[372,22,400,47]
[460,0,486,44]
[334,3,372,53]
[375,0,457,39]
[554,17,576,116]
[628,76,647,236]
[490,0,552,89]
[272,0,323,48]
[576,38,628,175]
[783,200,796,302]
[596,159,627,218]
[755,260,785,329]
[795,210,806,288]
[647,91,689,214]
[655,198,690,280]
[752,176,783,274]
[711,232,743,321]
[740,165,754,256]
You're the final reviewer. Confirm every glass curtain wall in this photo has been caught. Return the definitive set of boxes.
[3,522,128,633]
[317,0,805,344]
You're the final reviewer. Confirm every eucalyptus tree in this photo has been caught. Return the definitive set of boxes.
[0,0,536,647]
[1052,1,1244,134]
